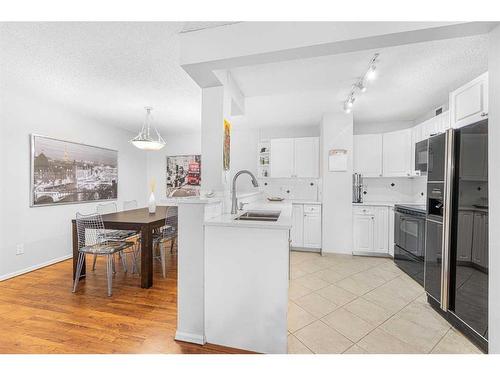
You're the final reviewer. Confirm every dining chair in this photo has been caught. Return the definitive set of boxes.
[73,212,136,296]
[95,202,140,273]
[123,200,138,211]
[153,206,178,278]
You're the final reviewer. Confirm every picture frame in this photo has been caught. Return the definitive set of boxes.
[30,134,118,207]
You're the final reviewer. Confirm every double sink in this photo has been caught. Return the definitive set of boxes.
[234,210,281,222]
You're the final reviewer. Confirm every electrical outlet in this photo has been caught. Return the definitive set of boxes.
[16,243,24,255]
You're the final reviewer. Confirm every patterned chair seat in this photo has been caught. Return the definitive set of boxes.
[79,240,135,255]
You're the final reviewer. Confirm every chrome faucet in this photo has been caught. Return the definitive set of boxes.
[231,170,259,214]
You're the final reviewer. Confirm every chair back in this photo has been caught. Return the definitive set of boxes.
[97,202,118,215]
[164,206,178,234]
[123,200,138,211]
[75,212,106,250]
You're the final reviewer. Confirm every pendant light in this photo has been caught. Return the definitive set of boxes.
[130,106,166,151]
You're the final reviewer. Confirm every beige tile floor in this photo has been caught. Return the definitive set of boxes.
[288,251,483,354]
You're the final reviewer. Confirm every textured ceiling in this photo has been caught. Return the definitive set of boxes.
[230,34,489,127]
[0,23,490,135]
[0,22,202,135]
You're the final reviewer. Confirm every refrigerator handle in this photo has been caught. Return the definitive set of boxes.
[440,128,455,312]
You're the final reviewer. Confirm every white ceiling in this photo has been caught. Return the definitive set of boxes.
[0,23,490,135]
[230,34,489,127]
[0,22,202,135]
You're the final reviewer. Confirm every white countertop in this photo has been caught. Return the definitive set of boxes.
[204,200,292,230]
[353,201,425,207]
[291,200,322,205]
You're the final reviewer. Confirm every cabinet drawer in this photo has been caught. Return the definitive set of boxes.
[353,206,375,216]
[304,204,321,214]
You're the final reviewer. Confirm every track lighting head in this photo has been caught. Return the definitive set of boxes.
[341,53,379,114]
[366,65,377,81]
[357,81,367,93]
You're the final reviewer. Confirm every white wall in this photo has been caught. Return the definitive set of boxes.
[0,88,148,280]
[321,112,353,254]
[200,86,226,193]
[413,103,449,125]
[147,132,202,199]
[488,24,500,354]
[354,120,414,135]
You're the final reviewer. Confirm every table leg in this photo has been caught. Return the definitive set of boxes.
[141,224,153,288]
[72,221,86,280]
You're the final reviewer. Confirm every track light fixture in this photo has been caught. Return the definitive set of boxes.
[342,53,379,113]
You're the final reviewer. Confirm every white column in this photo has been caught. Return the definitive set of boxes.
[488,24,500,354]
[320,112,354,254]
[201,86,225,193]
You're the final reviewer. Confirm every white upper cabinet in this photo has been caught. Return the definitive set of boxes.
[450,72,489,129]
[353,134,383,177]
[269,138,295,178]
[459,133,488,181]
[269,137,319,178]
[294,137,320,178]
[382,129,412,177]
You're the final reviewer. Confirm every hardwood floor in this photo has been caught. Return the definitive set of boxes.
[0,247,247,354]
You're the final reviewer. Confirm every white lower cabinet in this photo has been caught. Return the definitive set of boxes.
[353,205,390,255]
[353,214,374,252]
[455,210,488,268]
[291,203,322,250]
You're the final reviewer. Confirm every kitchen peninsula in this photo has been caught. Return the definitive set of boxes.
[204,201,292,353]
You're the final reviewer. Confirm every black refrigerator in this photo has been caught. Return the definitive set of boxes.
[424,119,488,352]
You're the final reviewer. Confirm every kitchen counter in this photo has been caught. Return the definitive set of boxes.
[353,201,425,207]
[204,201,292,230]
[291,200,322,205]
[459,205,489,214]
[204,199,290,353]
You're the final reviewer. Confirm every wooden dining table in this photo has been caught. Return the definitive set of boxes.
[72,206,171,288]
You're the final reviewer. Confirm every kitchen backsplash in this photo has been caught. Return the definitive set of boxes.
[361,177,427,204]
[259,178,320,201]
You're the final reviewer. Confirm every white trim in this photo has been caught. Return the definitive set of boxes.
[0,254,72,282]
[175,331,206,345]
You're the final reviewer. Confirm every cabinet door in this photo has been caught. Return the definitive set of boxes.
[456,211,474,262]
[270,138,294,177]
[294,137,319,178]
[291,204,304,247]
[439,111,450,132]
[303,213,322,248]
[353,214,374,253]
[472,213,488,268]
[459,133,488,181]
[353,134,383,177]
[450,72,489,129]
[383,129,412,177]
[372,207,389,253]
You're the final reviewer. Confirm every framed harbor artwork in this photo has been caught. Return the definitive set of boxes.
[166,154,201,197]
[30,134,118,207]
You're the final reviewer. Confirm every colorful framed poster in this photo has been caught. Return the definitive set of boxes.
[223,119,231,171]
[166,154,201,197]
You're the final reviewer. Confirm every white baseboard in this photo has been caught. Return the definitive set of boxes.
[175,331,206,345]
[0,254,72,282]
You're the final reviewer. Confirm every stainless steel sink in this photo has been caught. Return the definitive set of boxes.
[234,210,281,222]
